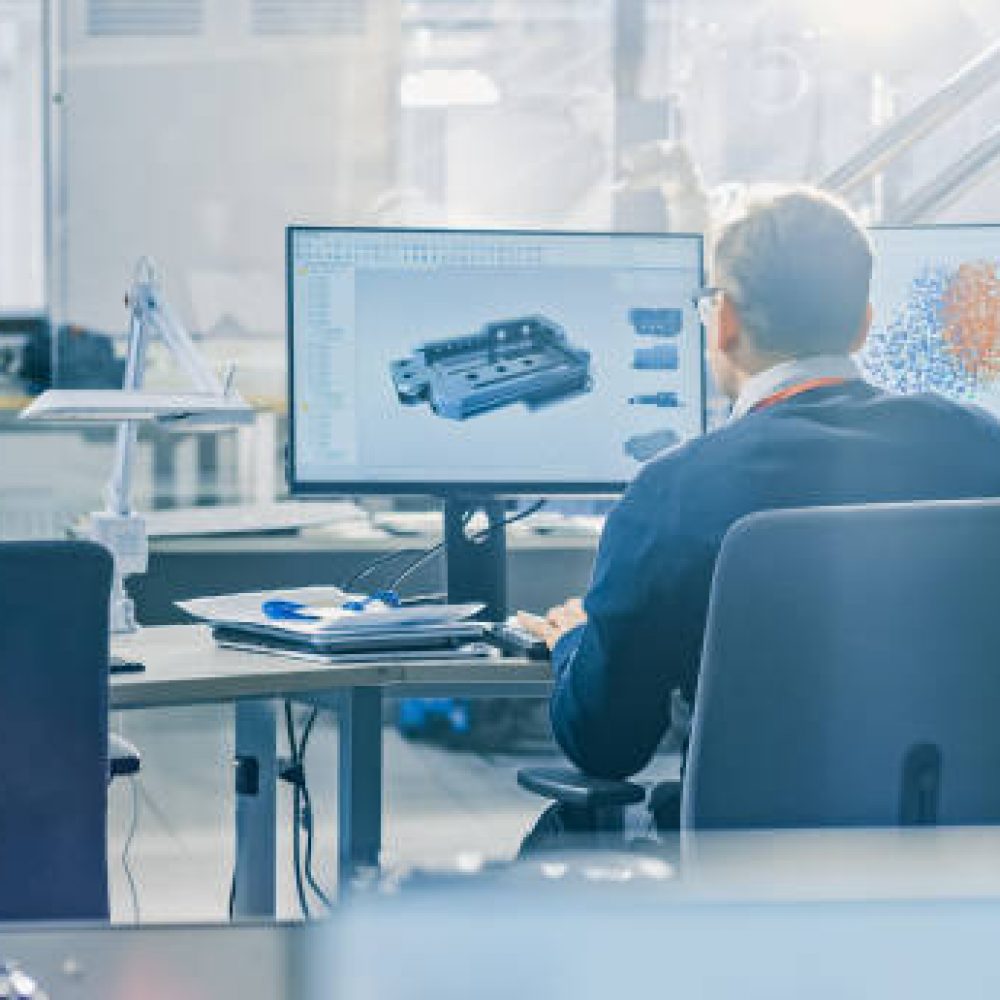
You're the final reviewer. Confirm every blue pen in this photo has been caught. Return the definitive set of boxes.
[261,599,321,622]
[341,589,402,612]
[262,591,402,620]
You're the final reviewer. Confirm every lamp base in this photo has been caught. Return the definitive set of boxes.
[89,511,146,635]
[110,583,139,635]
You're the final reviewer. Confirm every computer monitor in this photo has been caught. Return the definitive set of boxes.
[861,225,1000,415]
[287,227,705,496]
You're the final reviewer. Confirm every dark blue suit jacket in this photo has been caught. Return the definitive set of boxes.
[551,380,1000,778]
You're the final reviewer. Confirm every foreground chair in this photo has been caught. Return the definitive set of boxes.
[0,540,113,920]
[520,499,1000,837]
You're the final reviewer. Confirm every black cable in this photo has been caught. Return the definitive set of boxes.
[296,707,332,909]
[301,705,319,748]
[384,537,449,593]
[112,712,141,923]
[122,775,140,923]
[386,500,546,593]
[301,783,333,909]
[293,782,309,918]
[344,500,547,605]
[285,700,311,920]
[283,702,334,914]
[341,546,420,592]
[342,506,479,598]
[482,498,547,534]
[345,509,472,596]
[229,704,326,921]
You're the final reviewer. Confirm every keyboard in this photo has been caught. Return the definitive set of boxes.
[485,620,550,660]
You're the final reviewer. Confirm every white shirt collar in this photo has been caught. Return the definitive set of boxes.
[730,355,863,421]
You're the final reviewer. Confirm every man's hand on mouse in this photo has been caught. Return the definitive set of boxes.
[517,597,587,650]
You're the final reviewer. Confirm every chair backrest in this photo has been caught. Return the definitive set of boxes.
[682,499,1000,831]
[0,541,112,920]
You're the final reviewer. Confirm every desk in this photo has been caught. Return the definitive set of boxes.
[112,624,551,918]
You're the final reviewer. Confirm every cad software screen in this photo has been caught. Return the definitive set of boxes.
[861,226,1000,417]
[288,228,705,491]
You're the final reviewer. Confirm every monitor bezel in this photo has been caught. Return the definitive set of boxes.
[867,221,1000,252]
[868,223,1000,234]
[286,224,706,497]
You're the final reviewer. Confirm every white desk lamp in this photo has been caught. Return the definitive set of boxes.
[21,258,255,632]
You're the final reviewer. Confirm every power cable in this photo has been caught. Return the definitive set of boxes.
[341,546,421,593]
[296,708,332,907]
[122,775,140,922]
[386,500,546,593]
[284,702,333,916]
[285,700,312,919]
[345,508,473,596]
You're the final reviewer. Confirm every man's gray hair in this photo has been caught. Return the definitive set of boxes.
[712,185,873,357]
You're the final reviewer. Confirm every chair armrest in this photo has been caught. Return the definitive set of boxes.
[108,732,141,781]
[517,767,646,809]
[648,778,682,830]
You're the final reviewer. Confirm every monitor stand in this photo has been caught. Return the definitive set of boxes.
[444,494,507,623]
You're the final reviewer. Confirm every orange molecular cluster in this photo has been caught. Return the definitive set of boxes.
[941,261,1000,381]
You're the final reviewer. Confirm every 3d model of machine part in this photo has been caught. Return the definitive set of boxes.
[623,426,680,462]
[390,315,592,420]
[632,343,679,370]
[628,391,679,407]
[628,308,683,337]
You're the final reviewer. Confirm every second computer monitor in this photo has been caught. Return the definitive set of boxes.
[288,227,705,494]
[862,225,1000,417]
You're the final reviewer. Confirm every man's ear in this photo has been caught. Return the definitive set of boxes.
[718,292,742,354]
[849,302,873,354]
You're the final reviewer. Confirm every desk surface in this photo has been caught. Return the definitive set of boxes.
[111,624,551,710]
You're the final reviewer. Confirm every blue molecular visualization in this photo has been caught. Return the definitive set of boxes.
[861,265,978,401]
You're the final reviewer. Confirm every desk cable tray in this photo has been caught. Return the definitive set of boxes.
[389,314,592,420]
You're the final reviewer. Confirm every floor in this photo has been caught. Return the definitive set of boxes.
[106,703,557,923]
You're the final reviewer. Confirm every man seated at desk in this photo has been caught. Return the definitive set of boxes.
[519,184,1000,843]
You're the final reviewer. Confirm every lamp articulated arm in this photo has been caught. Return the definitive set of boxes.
[97,258,247,632]
[20,257,253,633]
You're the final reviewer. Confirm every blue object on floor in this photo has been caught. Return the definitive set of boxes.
[397,698,471,739]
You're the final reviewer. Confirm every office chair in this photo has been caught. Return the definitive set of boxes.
[519,498,1000,837]
[0,540,113,920]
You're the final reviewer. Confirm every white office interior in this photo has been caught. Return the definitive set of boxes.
[3,2,1000,996]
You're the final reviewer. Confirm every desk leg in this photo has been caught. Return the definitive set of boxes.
[338,687,383,890]
[233,699,278,919]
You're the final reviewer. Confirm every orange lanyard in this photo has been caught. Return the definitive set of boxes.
[750,376,848,414]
